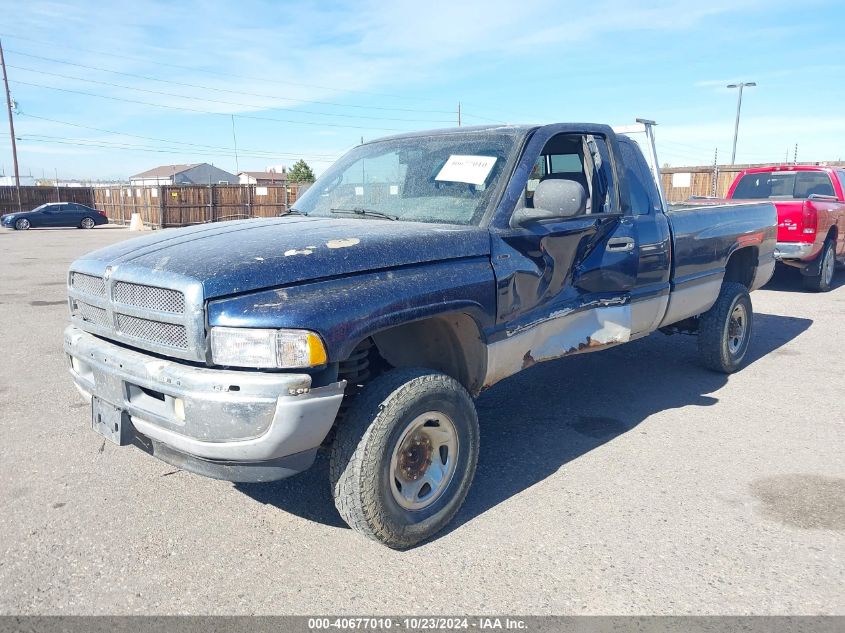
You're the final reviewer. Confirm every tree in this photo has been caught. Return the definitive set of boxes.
[288,159,315,183]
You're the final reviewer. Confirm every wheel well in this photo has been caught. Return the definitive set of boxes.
[724,246,757,289]
[354,313,487,395]
[826,225,838,244]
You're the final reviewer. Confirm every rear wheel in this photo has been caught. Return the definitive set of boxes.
[803,239,835,292]
[15,218,30,230]
[698,282,753,373]
[80,217,96,229]
[330,367,479,549]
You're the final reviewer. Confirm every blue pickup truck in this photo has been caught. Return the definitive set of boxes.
[65,123,776,548]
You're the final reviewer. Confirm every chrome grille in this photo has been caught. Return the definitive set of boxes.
[113,281,185,313]
[76,301,110,328]
[116,314,189,350]
[71,272,106,297]
[68,266,204,361]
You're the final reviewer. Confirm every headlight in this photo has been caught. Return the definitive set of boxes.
[210,327,327,368]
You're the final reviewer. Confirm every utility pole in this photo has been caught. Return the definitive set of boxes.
[230,115,240,176]
[793,144,798,164]
[0,38,21,212]
[727,81,756,165]
[457,102,461,127]
[711,148,719,197]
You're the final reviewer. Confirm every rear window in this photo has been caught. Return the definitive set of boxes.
[733,171,835,200]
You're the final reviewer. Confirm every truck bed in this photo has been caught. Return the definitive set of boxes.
[660,201,777,326]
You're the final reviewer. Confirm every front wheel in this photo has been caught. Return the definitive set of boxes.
[80,217,96,229]
[697,282,753,374]
[15,218,30,230]
[330,368,480,549]
[803,239,835,292]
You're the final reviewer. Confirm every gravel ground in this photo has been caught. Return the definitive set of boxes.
[0,226,842,615]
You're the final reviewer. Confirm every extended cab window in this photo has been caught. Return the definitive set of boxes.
[520,133,617,216]
[733,171,836,199]
[617,136,661,215]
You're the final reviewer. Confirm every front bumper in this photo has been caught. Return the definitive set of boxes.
[774,241,817,261]
[64,325,346,482]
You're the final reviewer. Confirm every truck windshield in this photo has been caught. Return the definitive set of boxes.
[733,171,835,200]
[293,131,520,225]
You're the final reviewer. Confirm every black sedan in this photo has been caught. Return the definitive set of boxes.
[1,202,109,230]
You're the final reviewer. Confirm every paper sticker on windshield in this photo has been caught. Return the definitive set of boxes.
[435,155,497,186]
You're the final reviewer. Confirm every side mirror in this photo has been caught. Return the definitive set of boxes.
[511,178,587,227]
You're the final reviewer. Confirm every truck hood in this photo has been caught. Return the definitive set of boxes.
[75,216,491,298]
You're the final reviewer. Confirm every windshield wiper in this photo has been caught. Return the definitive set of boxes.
[286,207,307,216]
[330,207,397,221]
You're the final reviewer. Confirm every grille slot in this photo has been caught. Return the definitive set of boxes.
[116,314,189,350]
[114,281,185,313]
[71,272,106,297]
[76,301,110,328]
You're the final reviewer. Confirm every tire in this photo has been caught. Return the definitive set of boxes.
[697,282,753,374]
[80,217,96,229]
[15,218,30,230]
[329,367,480,549]
[802,239,835,292]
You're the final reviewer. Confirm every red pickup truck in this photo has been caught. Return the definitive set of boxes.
[726,165,845,291]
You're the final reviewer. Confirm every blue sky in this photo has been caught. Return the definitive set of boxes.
[1,0,844,181]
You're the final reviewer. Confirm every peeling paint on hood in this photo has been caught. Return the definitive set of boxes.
[76,216,490,299]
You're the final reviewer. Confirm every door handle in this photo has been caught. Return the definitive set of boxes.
[606,237,635,252]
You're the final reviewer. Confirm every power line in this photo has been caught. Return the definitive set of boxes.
[460,111,508,124]
[4,49,455,115]
[0,33,454,105]
[17,112,340,158]
[6,61,454,123]
[17,134,339,161]
[10,79,418,132]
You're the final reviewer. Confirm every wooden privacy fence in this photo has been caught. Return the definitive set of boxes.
[6,162,845,218]
[0,184,304,227]
[660,161,845,203]
[92,184,303,227]
[0,186,95,216]
[660,165,744,203]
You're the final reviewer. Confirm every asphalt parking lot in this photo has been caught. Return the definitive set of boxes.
[0,226,843,615]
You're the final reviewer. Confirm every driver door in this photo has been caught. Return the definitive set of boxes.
[484,128,639,383]
[38,206,63,227]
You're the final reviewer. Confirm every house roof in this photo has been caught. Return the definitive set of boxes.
[131,164,199,179]
[239,171,287,180]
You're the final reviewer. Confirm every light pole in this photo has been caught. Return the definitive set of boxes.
[727,81,756,165]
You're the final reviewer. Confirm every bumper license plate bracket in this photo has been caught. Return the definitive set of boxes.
[92,396,132,446]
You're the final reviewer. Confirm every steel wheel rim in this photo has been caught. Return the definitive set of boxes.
[82,217,94,228]
[822,247,835,286]
[727,302,748,355]
[389,411,459,511]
